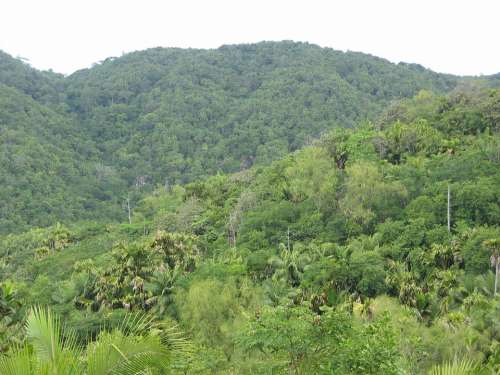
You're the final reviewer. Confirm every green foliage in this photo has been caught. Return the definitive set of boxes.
[0,42,472,232]
[239,305,401,375]
[175,277,261,363]
[0,306,192,375]
[339,161,407,228]
[1,83,499,373]
[0,281,24,352]
[238,304,350,373]
[70,231,200,312]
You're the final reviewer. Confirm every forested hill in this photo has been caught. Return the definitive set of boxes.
[63,42,459,178]
[0,88,498,373]
[0,41,493,233]
[0,50,64,104]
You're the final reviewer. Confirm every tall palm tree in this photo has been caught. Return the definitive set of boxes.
[0,306,192,375]
[268,243,311,287]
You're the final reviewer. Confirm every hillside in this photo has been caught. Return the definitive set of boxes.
[64,42,461,182]
[0,41,469,233]
[0,84,127,233]
[1,88,498,373]
[0,50,64,104]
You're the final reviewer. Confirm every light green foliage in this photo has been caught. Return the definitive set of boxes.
[285,146,338,210]
[175,276,262,367]
[382,119,444,163]
[339,161,407,227]
[427,358,481,375]
[238,304,350,374]
[0,87,499,374]
[239,305,401,375]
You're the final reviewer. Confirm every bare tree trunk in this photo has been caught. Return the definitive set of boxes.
[126,196,132,225]
[495,260,499,296]
[228,227,236,248]
[447,184,451,233]
[287,227,291,252]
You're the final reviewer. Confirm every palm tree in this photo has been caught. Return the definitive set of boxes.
[144,267,180,317]
[0,306,192,375]
[268,243,311,287]
[0,282,23,353]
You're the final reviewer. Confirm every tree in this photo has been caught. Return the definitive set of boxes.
[268,243,312,287]
[72,232,200,312]
[320,129,351,170]
[238,304,350,374]
[285,147,338,211]
[228,190,257,247]
[339,161,407,227]
[150,230,200,272]
[175,278,259,363]
[239,304,402,375]
[34,223,73,260]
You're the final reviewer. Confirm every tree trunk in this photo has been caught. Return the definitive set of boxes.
[126,197,132,224]
[447,184,451,233]
[495,260,499,296]
[287,227,291,252]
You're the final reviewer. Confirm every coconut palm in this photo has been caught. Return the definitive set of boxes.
[0,306,192,375]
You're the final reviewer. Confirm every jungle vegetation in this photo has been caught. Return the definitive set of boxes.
[0,43,499,374]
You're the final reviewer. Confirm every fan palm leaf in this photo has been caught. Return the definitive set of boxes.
[86,331,170,375]
[0,307,192,375]
[427,358,480,375]
[0,346,35,375]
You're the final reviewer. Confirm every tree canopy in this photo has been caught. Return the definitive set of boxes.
[1,87,499,373]
[2,41,490,233]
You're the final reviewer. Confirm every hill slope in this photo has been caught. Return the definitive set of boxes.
[1,88,498,373]
[0,84,126,233]
[0,41,489,232]
[63,42,460,182]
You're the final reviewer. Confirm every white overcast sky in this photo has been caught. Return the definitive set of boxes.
[1,0,499,76]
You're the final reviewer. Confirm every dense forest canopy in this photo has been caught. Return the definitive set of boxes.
[0,81,499,373]
[2,41,491,233]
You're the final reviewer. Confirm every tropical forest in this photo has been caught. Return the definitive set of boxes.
[0,41,499,374]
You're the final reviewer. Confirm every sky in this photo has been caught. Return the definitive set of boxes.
[0,0,498,76]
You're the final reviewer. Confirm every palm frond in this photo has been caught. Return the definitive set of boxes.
[428,358,480,375]
[117,311,155,337]
[0,346,35,375]
[25,306,81,374]
[86,331,170,375]
[1,307,191,375]
[160,323,193,352]
[159,320,195,367]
